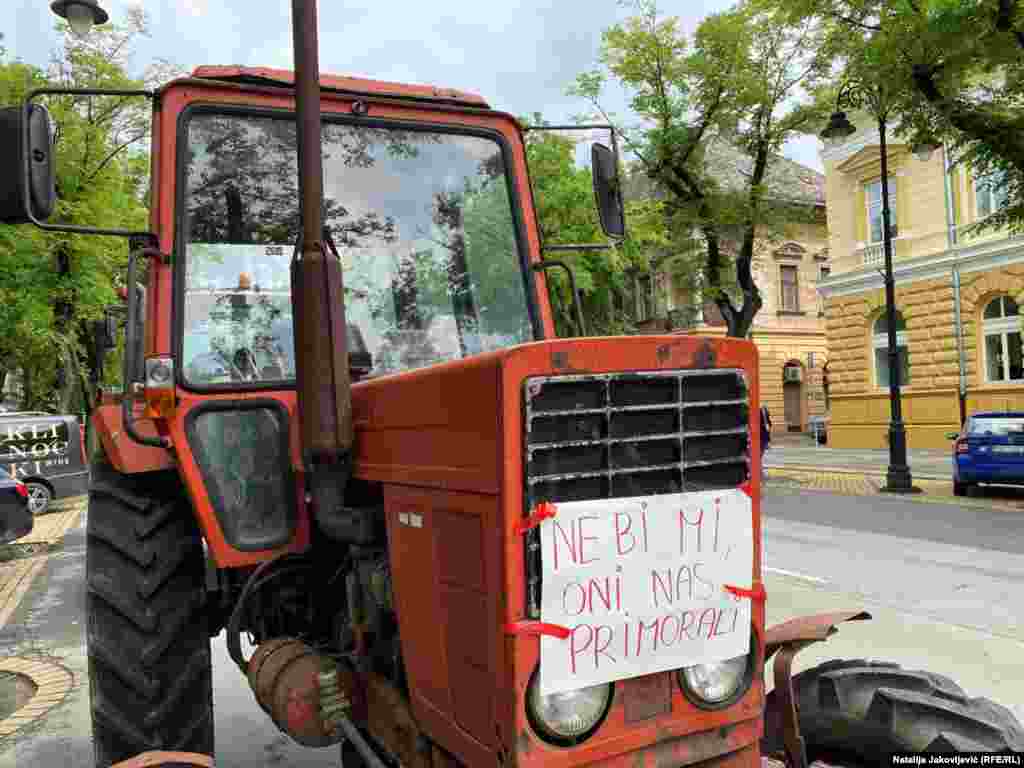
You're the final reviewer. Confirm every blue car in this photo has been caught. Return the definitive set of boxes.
[950,412,1024,497]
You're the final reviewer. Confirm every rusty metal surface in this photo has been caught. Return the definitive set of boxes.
[764,611,871,661]
[772,641,812,768]
[108,752,214,767]
[622,672,673,724]
[290,0,353,464]
[246,637,343,747]
[189,65,491,107]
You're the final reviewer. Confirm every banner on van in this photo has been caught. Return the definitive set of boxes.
[0,417,73,479]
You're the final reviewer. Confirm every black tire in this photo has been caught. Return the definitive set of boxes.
[764,659,1024,763]
[86,459,214,767]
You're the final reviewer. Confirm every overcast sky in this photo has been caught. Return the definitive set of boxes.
[7,0,823,172]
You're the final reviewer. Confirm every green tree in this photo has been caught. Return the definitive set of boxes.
[766,0,1024,231]
[0,7,167,413]
[571,0,830,337]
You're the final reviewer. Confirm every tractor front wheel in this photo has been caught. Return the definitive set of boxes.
[764,659,1024,763]
[86,459,214,767]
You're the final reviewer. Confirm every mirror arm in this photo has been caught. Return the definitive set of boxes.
[122,246,169,449]
[532,259,587,338]
[22,86,156,237]
[609,128,626,241]
[543,243,614,252]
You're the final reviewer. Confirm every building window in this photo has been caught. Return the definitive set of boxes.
[873,312,910,387]
[866,178,898,243]
[983,296,1023,382]
[780,265,799,312]
[976,171,1009,220]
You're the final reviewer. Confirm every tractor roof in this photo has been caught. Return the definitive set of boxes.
[190,66,491,109]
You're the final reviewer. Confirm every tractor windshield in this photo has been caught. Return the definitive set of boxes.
[179,111,533,386]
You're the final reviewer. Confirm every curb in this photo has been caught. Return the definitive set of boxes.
[0,657,74,740]
[766,463,948,481]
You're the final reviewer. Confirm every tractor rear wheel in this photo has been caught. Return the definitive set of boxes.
[86,459,214,767]
[764,659,1024,763]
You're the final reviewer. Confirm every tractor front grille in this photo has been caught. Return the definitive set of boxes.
[522,370,750,618]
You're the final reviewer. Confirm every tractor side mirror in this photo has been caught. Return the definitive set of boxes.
[591,143,624,240]
[104,314,119,349]
[0,104,56,224]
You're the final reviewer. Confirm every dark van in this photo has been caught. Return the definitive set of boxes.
[0,412,89,515]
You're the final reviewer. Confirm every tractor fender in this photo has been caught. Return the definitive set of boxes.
[762,610,871,768]
[110,751,214,767]
[90,402,174,475]
[764,610,871,663]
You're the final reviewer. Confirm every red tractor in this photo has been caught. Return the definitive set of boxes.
[2,2,1021,766]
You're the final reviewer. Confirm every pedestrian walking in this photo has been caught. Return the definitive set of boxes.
[760,405,772,481]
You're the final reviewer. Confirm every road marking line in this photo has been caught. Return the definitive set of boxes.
[764,566,829,585]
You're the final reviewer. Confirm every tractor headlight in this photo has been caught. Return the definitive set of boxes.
[526,671,612,745]
[678,653,752,708]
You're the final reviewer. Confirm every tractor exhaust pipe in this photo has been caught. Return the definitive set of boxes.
[290,0,353,519]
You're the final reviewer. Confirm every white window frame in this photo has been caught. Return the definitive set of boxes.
[983,296,1023,383]
[872,314,909,388]
[975,171,1009,220]
[779,264,800,312]
[865,178,897,245]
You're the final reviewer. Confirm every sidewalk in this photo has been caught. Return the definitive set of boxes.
[765,435,953,480]
[0,496,86,628]
[0,497,85,744]
[762,435,1024,510]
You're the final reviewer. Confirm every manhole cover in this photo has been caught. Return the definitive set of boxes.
[0,672,37,721]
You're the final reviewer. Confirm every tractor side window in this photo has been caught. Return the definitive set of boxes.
[180,112,532,386]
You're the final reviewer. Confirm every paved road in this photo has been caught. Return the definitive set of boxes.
[762,487,1024,721]
[1,487,1021,766]
[0,516,340,768]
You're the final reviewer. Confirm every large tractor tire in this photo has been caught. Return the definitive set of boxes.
[764,659,1024,763]
[86,459,214,767]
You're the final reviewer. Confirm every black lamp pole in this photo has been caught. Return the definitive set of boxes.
[875,116,915,492]
[821,88,920,493]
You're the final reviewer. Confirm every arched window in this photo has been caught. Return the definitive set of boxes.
[983,296,1023,382]
[872,312,910,387]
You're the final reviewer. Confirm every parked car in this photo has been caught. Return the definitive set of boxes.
[0,466,32,545]
[0,412,89,515]
[948,411,1024,496]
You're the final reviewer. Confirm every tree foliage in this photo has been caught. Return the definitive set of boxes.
[0,8,167,413]
[764,0,1024,232]
[570,0,830,336]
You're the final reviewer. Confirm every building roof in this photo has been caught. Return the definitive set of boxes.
[189,66,490,108]
[625,135,825,207]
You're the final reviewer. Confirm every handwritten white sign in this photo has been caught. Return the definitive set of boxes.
[539,488,754,695]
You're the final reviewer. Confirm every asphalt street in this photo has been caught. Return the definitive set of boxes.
[0,485,1021,767]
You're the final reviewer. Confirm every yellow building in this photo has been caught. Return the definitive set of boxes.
[629,139,832,433]
[819,117,1020,449]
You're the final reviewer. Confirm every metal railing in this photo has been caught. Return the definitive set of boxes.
[860,243,884,265]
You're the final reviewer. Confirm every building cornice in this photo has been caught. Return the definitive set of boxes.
[818,234,1024,298]
[819,119,905,166]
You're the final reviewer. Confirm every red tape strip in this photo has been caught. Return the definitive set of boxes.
[514,502,558,534]
[504,621,571,640]
[723,583,767,602]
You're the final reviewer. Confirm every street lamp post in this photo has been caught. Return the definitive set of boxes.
[821,90,925,493]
